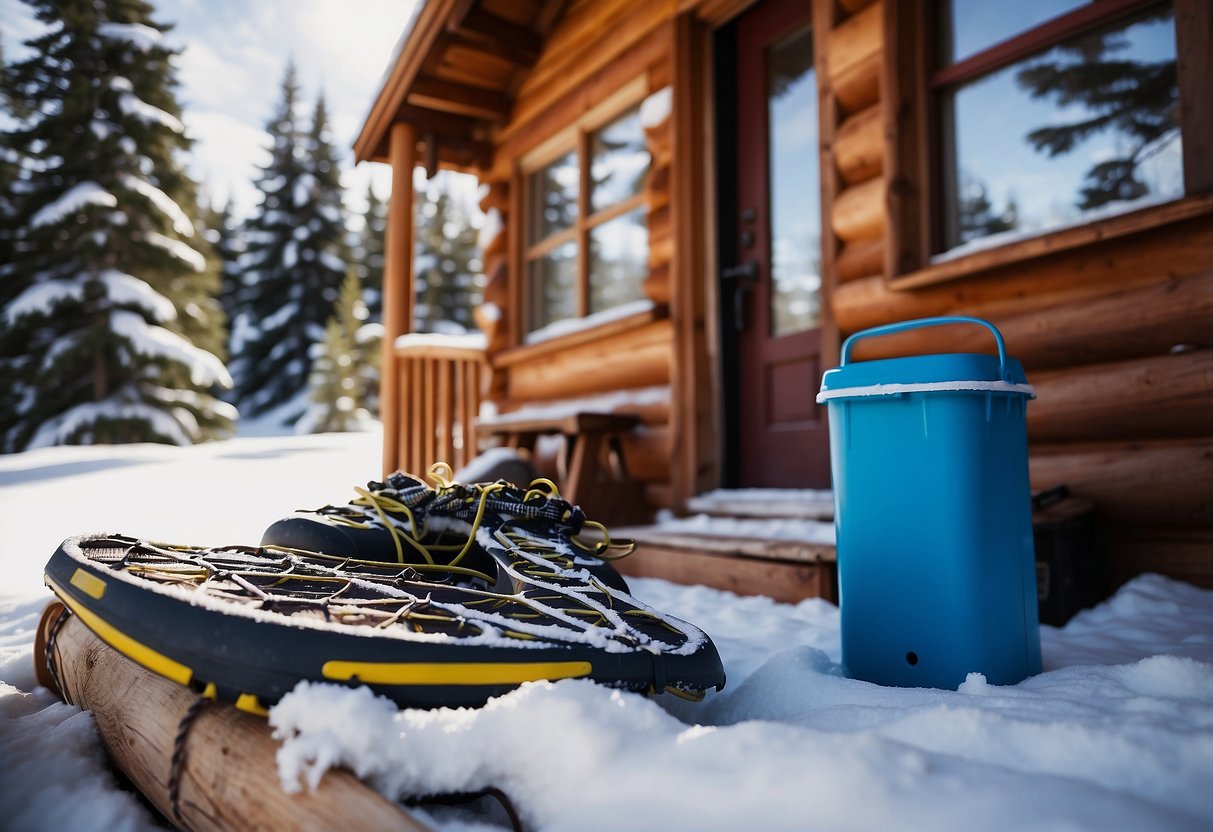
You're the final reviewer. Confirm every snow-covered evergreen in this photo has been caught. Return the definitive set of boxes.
[231,70,349,425]
[355,183,386,323]
[414,186,483,334]
[0,0,234,450]
[205,198,245,332]
[298,269,378,433]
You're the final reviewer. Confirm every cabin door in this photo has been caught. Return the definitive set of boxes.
[728,0,828,487]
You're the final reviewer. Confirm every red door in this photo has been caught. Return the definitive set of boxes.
[731,0,828,488]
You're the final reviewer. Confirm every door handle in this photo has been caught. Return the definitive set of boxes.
[722,260,758,331]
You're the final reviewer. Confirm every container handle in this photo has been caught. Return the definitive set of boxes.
[840,316,1012,380]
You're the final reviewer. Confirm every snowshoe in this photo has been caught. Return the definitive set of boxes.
[42,471,724,712]
[260,464,631,593]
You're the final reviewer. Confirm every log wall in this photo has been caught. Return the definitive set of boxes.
[814,0,1213,587]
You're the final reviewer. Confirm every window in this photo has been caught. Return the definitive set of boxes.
[933,1,1182,254]
[524,106,650,335]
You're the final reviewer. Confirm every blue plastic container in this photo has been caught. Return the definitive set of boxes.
[817,316,1042,689]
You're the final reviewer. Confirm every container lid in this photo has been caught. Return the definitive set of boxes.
[817,353,1034,403]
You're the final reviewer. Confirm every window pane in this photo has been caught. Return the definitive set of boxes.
[769,25,821,337]
[590,107,649,214]
[941,0,1091,65]
[527,151,578,245]
[589,208,648,314]
[527,242,577,332]
[941,5,1180,254]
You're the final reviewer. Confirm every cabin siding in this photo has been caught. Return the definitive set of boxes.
[363,0,1212,587]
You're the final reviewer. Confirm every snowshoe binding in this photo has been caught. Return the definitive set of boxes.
[43,465,725,713]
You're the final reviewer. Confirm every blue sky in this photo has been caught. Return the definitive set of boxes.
[0,0,423,217]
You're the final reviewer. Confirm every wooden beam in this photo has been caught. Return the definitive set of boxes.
[382,122,417,477]
[449,8,542,65]
[669,12,718,506]
[394,104,480,137]
[408,76,511,122]
[1175,0,1213,195]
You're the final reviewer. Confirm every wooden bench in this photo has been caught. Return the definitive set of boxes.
[475,411,650,526]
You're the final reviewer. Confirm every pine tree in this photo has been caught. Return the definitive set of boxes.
[0,0,234,450]
[1015,7,1178,210]
[232,71,349,424]
[357,183,387,323]
[414,187,483,334]
[957,174,1018,244]
[298,269,376,433]
[205,198,244,328]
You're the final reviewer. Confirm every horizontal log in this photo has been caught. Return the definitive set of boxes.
[478,181,509,214]
[649,230,674,269]
[644,482,674,511]
[833,221,1213,333]
[850,269,1213,368]
[827,1,883,114]
[834,104,883,185]
[832,177,885,243]
[644,261,671,305]
[647,202,672,245]
[40,607,423,832]
[1106,526,1213,590]
[615,543,836,604]
[835,237,885,283]
[506,319,672,401]
[1028,350,1213,442]
[1030,438,1213,526]
[826,0,882,89]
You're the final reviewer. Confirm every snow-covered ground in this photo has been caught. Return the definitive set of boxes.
[1,431,1212,831]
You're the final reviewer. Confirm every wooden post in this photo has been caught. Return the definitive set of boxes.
[381,122,417,477]
[669,13,718,507]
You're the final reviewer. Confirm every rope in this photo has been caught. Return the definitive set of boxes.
[169,695,210,827]
[43,605,73,705]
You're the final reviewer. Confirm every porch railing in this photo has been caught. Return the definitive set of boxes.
[386,336,487,477]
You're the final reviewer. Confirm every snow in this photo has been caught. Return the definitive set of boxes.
[27,399,193,449]
[117,92,186,134]
[110,310,232,388]
[96,269,176,322]
[483,385,669,426]
[817,380,1036,402]
[640,86,673,129]
[30,182,117,229]
[930,190,1178,264]
[319,250,345,274]
[1,433,1211,831]
[143,230,206,272]
[524,299,655,345]
[120,174,194,237]
[3,280,85,324]
[650,512,837,546]
[95,22,164,52]
[394,331,487,351]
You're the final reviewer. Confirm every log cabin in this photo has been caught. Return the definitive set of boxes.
[353,0,1213,601]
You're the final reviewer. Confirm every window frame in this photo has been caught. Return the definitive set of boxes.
[884,0,1213,288]
[519,82,650,335]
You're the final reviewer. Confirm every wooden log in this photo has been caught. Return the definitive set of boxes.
[1030,438,1213,526]
[834,104,883,185]
[835,237,885,283]
[833,222,1213,334]
[1028,351,1213,442]
[1106,526,1213,590]
[850,269,1213,369]
[643,261,672,305]
[831,177,885,243]
[838,0,878,13]
[505,320,672,402]
[38,607,426,832]
[827,1,882,114]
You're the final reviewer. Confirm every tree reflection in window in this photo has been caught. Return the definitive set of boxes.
[940,3,1181,252]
